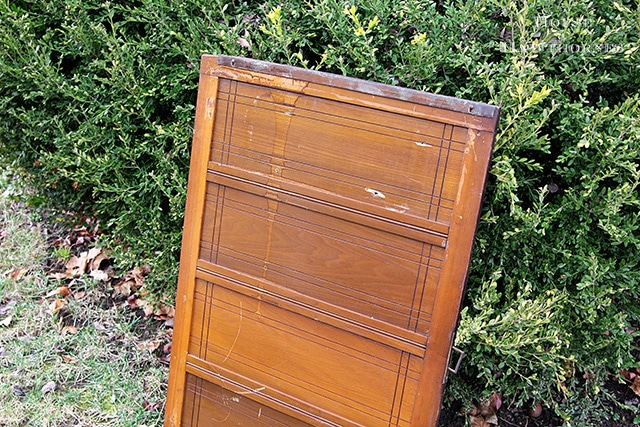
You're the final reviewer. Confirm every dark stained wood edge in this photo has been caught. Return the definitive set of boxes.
[210,55,498,120]
[410,120,499,425]
[200,56,498,131]
[164,59,220,427]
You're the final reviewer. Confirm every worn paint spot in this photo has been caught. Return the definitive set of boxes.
[205,97,216,119]
[415,141,432,147]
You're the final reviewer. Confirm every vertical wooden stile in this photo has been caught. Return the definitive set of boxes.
[165,55,499,427]
[165,64,220,426]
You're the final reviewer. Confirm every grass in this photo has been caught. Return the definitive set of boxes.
[0,174,169,427]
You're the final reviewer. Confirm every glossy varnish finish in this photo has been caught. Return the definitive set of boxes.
[165,55,499,427]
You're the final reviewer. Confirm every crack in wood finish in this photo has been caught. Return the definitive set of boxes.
[165,55,499,427]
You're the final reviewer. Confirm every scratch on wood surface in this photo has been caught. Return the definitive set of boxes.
[365,188,386,199]
[386,204,408,214]
[222,301,243,364]
[236,386,266,395]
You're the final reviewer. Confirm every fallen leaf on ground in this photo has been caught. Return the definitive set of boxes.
[0,315,12,327]
[490,392,502,412]
[468,395,500,427]
[136,339,162,352]
[47,285,71,298]
[89,269,110,282]
[469,414,491,427]
[5,267,29,280]
[136,294,175,320]
[113,278,136,297]
[630,376,640,397]
[163,342,172,354]
[126,294,141,309]
[87,247,102,262]
[142,400,161,411]
[41,381,56,394]
[65,253,89,277]
[48,298,67,315]
[620,368,637,382]
[61,355,78,364]
[113,265,150,297]
[61,325,78,335]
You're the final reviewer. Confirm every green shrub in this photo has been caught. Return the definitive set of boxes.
[1,0,639,423]
[0,0,257,290]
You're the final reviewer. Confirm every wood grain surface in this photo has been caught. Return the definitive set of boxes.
[165,55,499,426]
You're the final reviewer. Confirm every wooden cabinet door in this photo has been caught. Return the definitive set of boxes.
[165,55,499,427]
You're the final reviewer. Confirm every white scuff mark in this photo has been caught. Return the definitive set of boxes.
[387,204,409,214]
[236,386,266,395]
[258,408,262,418]
[365,188,386,199]
[415,141,432,147]
[466,128,478,162]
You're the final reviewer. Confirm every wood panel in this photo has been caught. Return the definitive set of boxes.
[165,55,499,427]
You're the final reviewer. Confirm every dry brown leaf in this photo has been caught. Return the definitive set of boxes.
[113,278,136,297]
[61,325,78,335]
[630,376,640,397]
[137,297,175,320]
[163,342,172,354]
[469,414,491,427]
[485,413,498,425]
[490,392,502,412]
[47,286,71,298]
[6,267,29,280]
[131,265,151,287]
[65,253,89,277]
[89,269,110,282]
[126,295,141,309]
[73,291,86,300]
[87,247,102,262]
[90,253,109,272]
[61,355,78,364]
[48,298,67,315]
[49,272,70,281]
[142,400,162,412]
[0,315,12,327]
[136,339,161,352]
[140,300,155,317]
